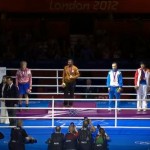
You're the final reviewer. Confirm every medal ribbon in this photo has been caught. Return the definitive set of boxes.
[113,72,117,82]
[69,67,72,75]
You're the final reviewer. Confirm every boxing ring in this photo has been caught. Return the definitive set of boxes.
[0,68,150,128]
[0,68,150,150]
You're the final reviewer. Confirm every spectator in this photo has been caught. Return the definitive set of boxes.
[80,42,95,61]
[2,46,16,61]
[112,47,122,60]
[101,47,111,60]
[74,39,83,59]
[83,79,97,99]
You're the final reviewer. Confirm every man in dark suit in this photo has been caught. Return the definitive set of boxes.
[3,76,19,126]
[84,79,97,99]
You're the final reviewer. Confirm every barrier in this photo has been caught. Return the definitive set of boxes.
[0,68,149,129]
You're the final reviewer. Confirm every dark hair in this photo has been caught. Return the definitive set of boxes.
[83,120,88,128]
[84,116,88,120]
[55,126,61,132]
[112,62,117,66]
[1,75,7,84]
[97,124,101,129]
[20,60,27,64]
[70,122,75,126]
[3,75,7,78]
[17,119,23,127]
[6,76,13,81]
[99,128,106,138]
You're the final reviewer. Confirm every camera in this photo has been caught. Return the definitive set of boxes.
[28,138,37,144]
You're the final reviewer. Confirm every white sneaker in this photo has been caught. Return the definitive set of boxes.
[143,109,147,112]
[137,109,141,112]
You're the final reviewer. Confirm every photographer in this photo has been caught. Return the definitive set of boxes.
[94,128,109,150]
[78,120,93,150]
[93,125,110,141]
[8,120,37,150]
[84,117,96,132]
[46,126,64,150]
[69,122,78,137]
[64,123,78,150]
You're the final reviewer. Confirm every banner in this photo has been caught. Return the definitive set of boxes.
[0,68,6,83]
[0,0,150,13]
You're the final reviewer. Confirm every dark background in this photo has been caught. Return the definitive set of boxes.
[0,3,150,69]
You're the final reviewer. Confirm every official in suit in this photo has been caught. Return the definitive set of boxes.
[84,79,97,99]
[3,76,19,126]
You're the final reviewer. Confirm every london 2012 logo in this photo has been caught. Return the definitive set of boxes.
[49,0,119,12]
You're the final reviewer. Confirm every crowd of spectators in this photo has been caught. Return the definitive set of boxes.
[0,20,150,64]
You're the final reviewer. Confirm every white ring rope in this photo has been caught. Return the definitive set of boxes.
[0,68,149,129]
[11,76,135,80]
[1,98,150,101]
[7,68,137,71]
[0,126,150,129]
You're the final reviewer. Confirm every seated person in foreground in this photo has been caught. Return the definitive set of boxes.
[94,127,109,150]
[8,120,37,150]
[64,123,78,150]
[46,126,64,150]
[78,120,94,150]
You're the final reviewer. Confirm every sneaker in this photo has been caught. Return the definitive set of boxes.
[143,109,147,112]
[137,109,141,112]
